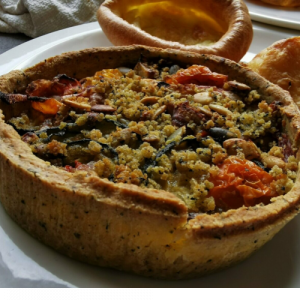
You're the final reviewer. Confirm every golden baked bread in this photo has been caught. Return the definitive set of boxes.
[97,0,253,62]
[259,0,300,7]
[0,46,300,279]
[248,37,300,108]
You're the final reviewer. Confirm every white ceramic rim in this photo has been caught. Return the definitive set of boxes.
[245,0,300,30]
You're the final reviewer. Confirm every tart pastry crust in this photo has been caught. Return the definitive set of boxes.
[0,46,300,279]
[97,0,253,62]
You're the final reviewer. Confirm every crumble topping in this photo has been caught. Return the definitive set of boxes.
[1,58,297,213]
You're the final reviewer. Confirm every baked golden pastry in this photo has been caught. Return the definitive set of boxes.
[259,0,300,7]
[248,37,300,108]
[97,0,253,62]
[0,46,300,279]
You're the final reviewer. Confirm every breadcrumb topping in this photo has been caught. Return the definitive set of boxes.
[6,61,298,213]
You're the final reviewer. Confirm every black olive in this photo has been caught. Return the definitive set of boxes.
[252,159,269,172]
[157,82,170,89]
[177,136,203,150]
[208,128,237,144]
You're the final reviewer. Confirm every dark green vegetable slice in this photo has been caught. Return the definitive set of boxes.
[142,141,176,174]
[208,128,237,144]
[157,82,170,89]
[66,139,119,161]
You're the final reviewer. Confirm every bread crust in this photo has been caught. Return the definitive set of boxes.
[260,0,300,7]
[248,37,300,109]
[0,46,300,279]
[97,0,253,62]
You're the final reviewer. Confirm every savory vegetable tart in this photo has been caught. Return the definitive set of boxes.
[0,46,300,279]
[97,0,253,62]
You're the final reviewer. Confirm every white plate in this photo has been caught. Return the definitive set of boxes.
[1,22,300,288]
[245,0,300,30]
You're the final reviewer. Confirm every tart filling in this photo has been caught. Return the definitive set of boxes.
[1,58,298,214]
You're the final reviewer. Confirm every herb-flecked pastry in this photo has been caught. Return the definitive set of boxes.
[0,46,300,279]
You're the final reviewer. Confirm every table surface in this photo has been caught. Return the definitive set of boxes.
[0,33,32,55]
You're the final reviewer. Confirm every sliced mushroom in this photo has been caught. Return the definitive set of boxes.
[167,126,186,142]
[91,104,116,113]
[209,104,233,117]
[226,80,251,91]
[223,138,260,160]
[142,135,160,143]
[152,105,167,120]
[193,92,213,105]
[261,153,286,169]
[140,96,160,105]
[134,62,159,79]
[63,99,91,111]
[198,107,213,117]
[119,128,132,145]
[89,93,105,105]
[222,91,242,102]
[118,67,131,74]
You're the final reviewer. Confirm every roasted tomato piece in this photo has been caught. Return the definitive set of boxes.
[55,74,78,86]
[65,160,92,172]
[278,133,294,162]
[65,165,74,172]
[26,79,64,97]
[172,101,209,127]
[209,156,278,211]
[54,74,81,95]
[94,69,123,80]
[31,98,62,115]
[165,65,228,87]
[26,74,81,97]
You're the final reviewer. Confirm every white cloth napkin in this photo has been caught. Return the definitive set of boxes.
[0,0,104,38]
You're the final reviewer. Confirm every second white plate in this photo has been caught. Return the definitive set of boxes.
[245,0,300,30]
